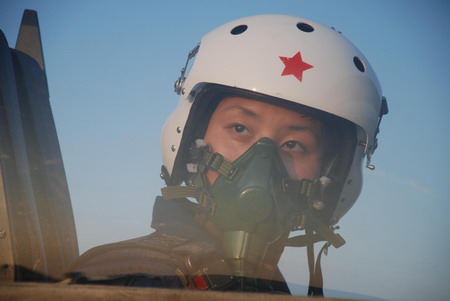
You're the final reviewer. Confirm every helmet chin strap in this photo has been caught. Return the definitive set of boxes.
[161,139,345,293]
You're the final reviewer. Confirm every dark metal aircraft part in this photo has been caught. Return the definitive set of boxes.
[0,10,78,281]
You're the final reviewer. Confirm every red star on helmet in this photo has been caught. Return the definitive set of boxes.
[279,51,313,82]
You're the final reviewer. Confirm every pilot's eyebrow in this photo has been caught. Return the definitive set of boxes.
[288,124,321,140]
[222,105,260,120]
[288,125,313,132]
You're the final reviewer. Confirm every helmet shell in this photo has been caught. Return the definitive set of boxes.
[162,14,383,223]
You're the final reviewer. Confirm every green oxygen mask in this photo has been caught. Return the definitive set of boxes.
[164,136,318,280]
[161,137,346,290]
[206,138,301,273]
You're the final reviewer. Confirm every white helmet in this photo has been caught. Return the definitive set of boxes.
[161,14,387,225]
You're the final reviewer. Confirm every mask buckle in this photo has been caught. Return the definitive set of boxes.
[206,152,224,171]
[202,151,239,180]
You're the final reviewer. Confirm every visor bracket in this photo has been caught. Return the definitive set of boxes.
[174,43,200,95]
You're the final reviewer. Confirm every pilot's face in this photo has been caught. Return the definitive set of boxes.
[204,96,324,184]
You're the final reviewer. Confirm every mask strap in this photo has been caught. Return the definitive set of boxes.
[307,241,330,297]
[186,140,238,180]
[161,147,237,211]
[201,152,239,180]
[160,185,214,212]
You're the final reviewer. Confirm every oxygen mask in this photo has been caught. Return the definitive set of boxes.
[161,137,345,291]
[207,138,302,271]
[187,138,315,276]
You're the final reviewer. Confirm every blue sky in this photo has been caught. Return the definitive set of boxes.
[1,1,449,300]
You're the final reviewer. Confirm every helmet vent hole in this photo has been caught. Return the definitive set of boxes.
[231,25,248,35]
[353,56,365,72]
[296,22,314,33]
[340,198,346,203]
[347,179,352,184]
